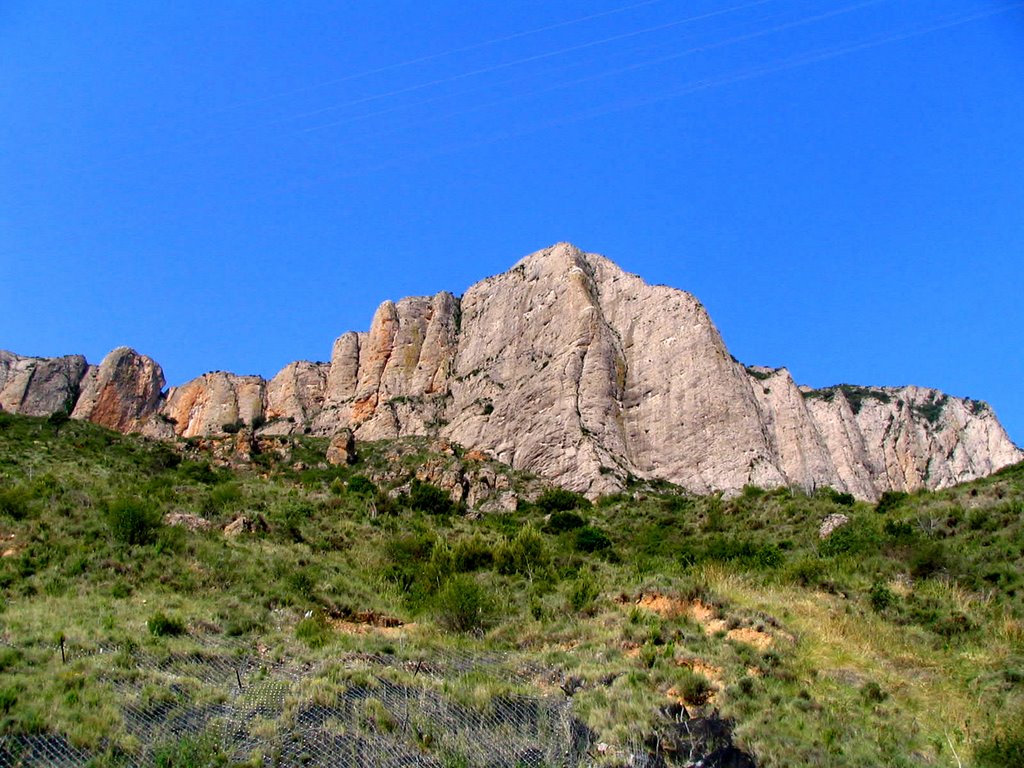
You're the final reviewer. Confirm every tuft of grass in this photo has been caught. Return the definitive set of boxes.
[295,611,334,649]
[147,612,186,637]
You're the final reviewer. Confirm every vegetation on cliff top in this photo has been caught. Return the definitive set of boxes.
[0,410,1022,766]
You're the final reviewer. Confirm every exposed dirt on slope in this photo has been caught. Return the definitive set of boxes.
[327,609,413,636]
[624,592,781,650]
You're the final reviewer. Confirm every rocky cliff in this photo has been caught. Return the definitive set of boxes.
[3,243,1020,499]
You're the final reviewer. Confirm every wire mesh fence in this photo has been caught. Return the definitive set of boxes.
[0,635,750,767]
[0,636,595,768]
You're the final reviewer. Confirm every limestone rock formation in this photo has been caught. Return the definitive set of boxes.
[264,361,329,435]
[346,292,459,440]
[326,428,356,466]
[0,351,88,417]
[160,371,266,438]
[801,384,1022,494]
[2,242,1020,500]
[71,347,165,433]
[819,513,850,539]
[444,246,790,496]
[327,243,1020,499]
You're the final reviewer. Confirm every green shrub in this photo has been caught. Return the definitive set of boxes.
[495,526,547,575]
[178,460,220,484]
[975,738,1024,768]
[741,484,766,500]
[909,541,949,579]
[676,668,713,704]
[868,582,896,612]
[785,557,828,587]
[700,537,784,569]
[451,536,494,572]
[931,611,973,638]
[0,485,30,520]
[0,647,22,673]
[146,444,182,472]
[860,681,887,704]
[110,581,132,599]
[152,734,228,768]
[288,569,316,602]
[206,482,242,512]
[222,604,264,636]
[295,611,333,648]
[382,532,437,590]
[434,575,495,633]
[543,511,587,533]
[816,487,856,507]
[347,475,377,496]
[704,496,724,531]
[424,541,455,590]
[46,411,70,434]
[535,488,591,513]
[106,497,162,546]
[819,519,879,558]
[974,712,1024,768]
[875,491,908,514]
[568,572,600,615]
[147,612,186,637]
[0,685,18,714]
[574,526,612,553]
[274,501,313,543]
[968,508,994,531]
[361,696,397,732]
[408,479,454,516]
[883,518,915,540]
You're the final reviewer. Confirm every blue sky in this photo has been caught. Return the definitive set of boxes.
[2,1,1022,445]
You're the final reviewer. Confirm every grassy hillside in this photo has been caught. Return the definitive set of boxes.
[0,410,1022,766]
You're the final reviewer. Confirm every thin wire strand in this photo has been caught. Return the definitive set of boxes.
[300,0,887,135]
[215,0,674,111]
[310,2,1023,182]
[284,0,778,123]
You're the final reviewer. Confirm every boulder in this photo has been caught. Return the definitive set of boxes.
[819,513,850,539]
[326,428,357,465]
[224,514,268,537]
[164,513,212,532]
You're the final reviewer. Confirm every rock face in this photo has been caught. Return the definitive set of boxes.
[264,361,329,435]
[0,351,88,417]
[326,428,357,466]
[2,243,1020,499]
[71,347,165,432]
[160,372,266,438]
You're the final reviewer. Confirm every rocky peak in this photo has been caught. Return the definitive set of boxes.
[2,243,1020,502]
[71,347,164,432]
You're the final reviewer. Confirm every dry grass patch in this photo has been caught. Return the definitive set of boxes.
[698,566,1018,764]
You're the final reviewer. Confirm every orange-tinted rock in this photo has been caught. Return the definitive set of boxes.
[71,347,164,432]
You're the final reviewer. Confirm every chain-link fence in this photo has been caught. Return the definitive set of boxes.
[0,637,751,767]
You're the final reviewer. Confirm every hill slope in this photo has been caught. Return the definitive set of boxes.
[1,412,1023,766]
